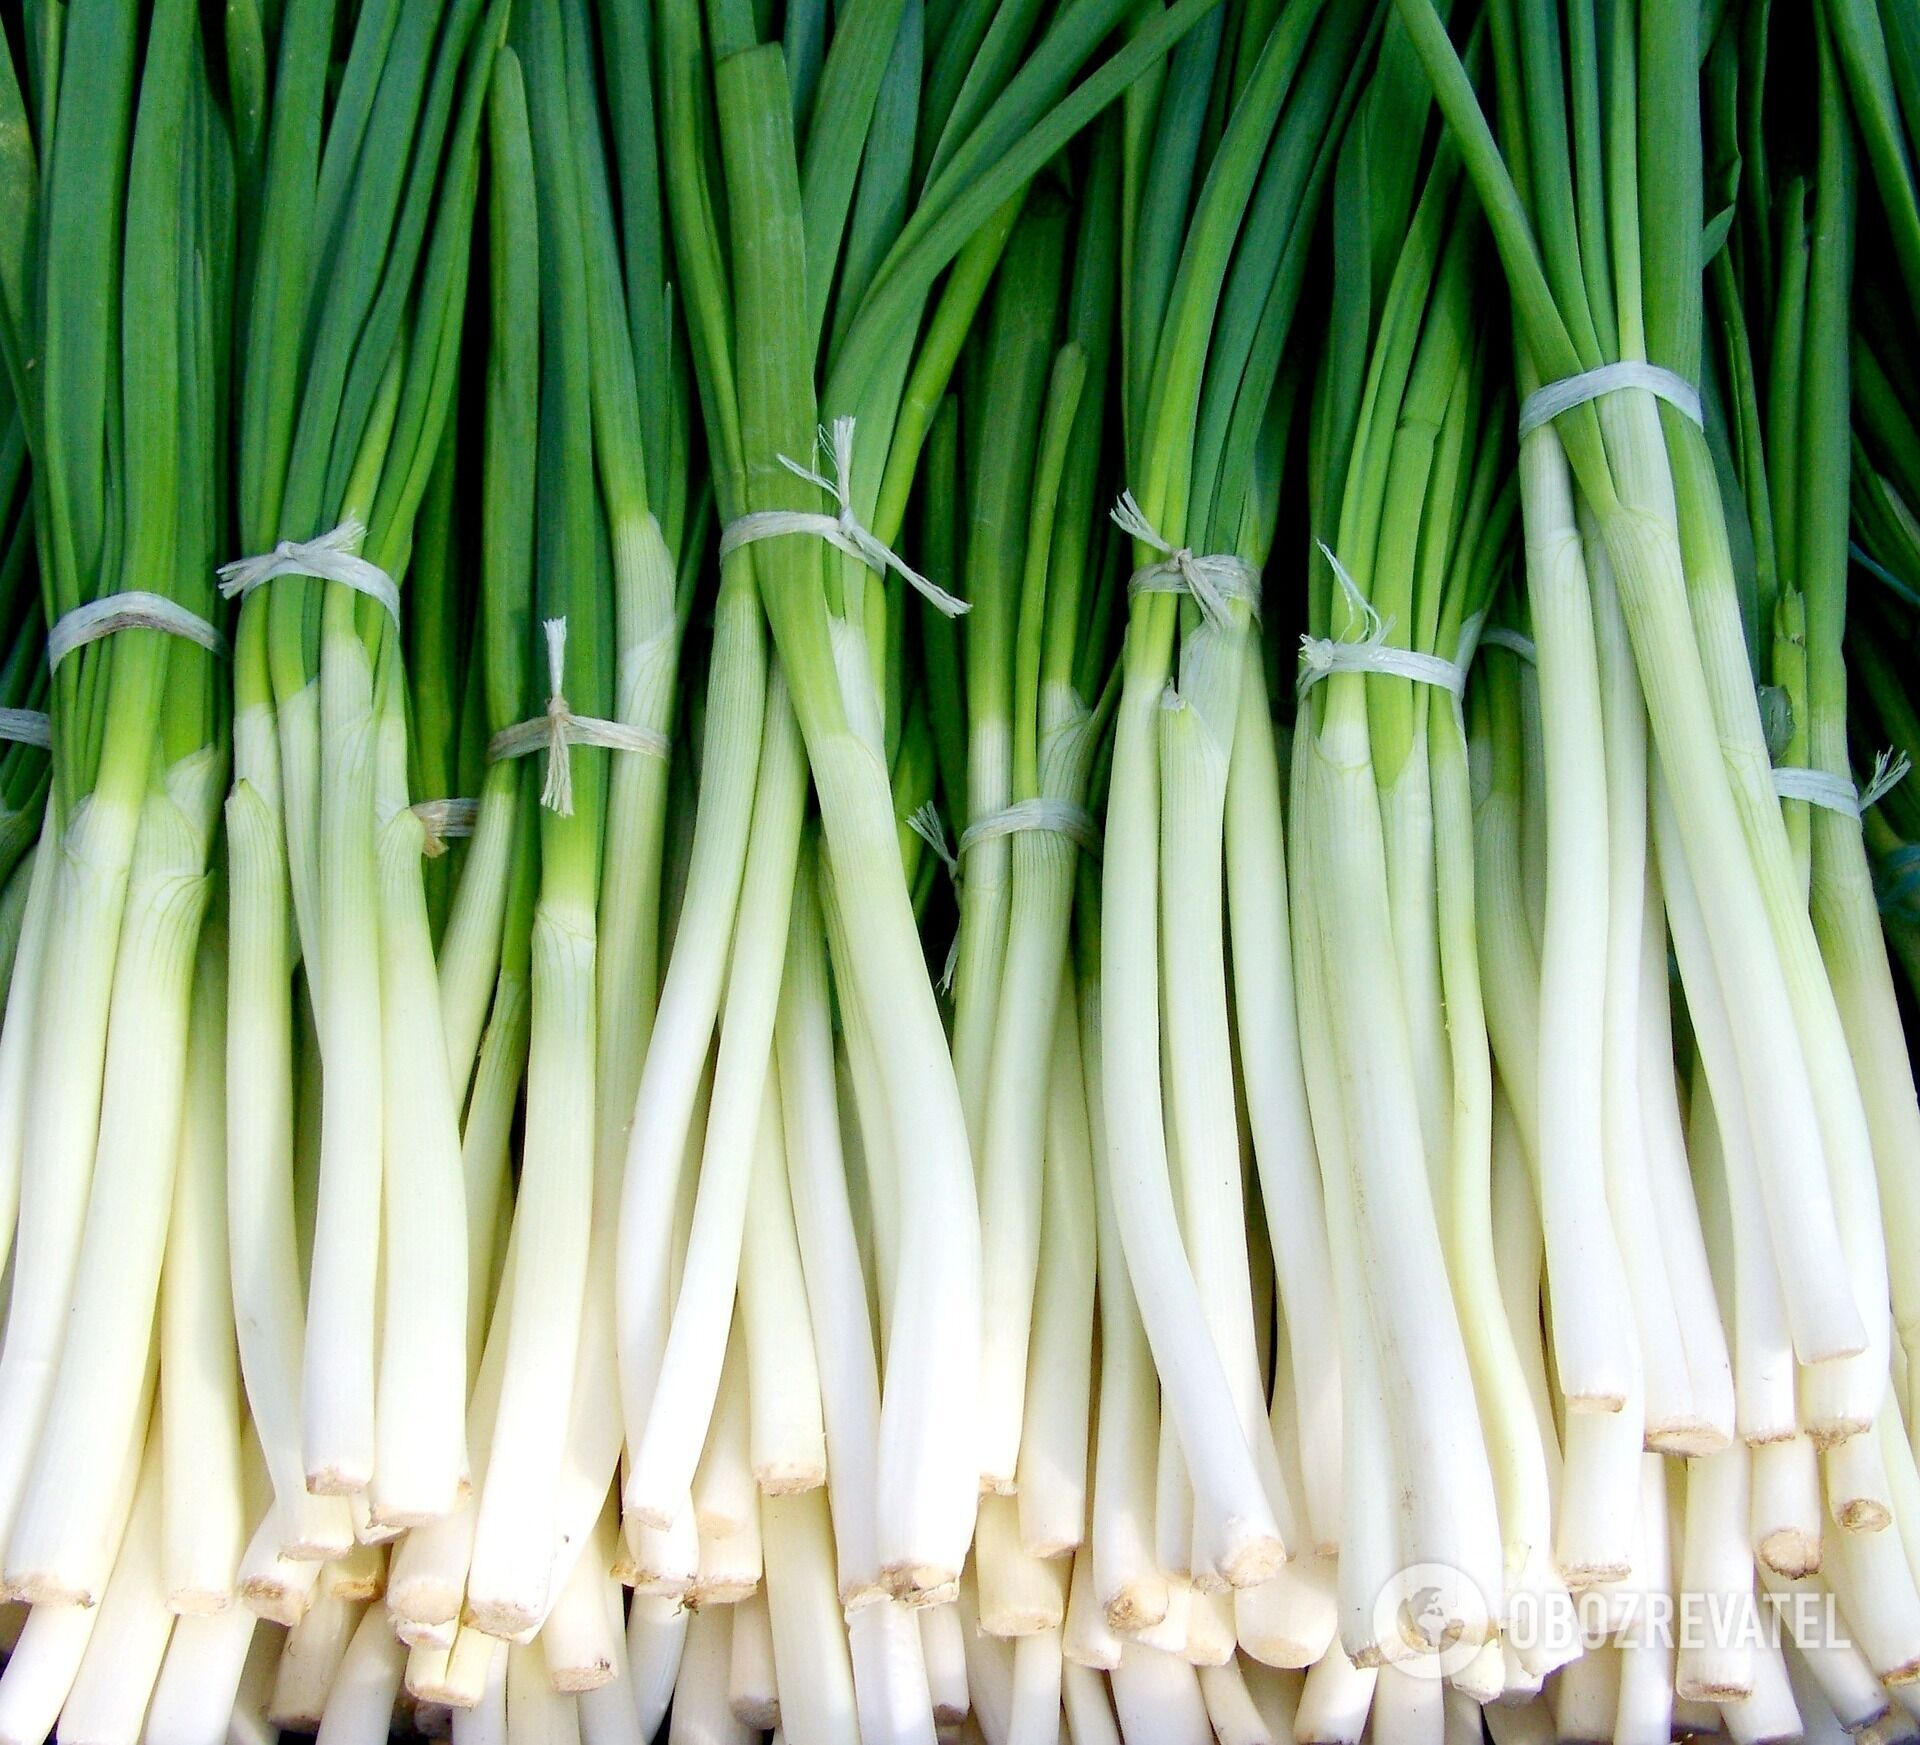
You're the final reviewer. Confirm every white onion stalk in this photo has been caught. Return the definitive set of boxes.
[726,1587,778,1729]
[1552,1644,1622,1744]
[1429,665,1558,1628]
[449,1635,506,1745]
[236,1437,323,1626]
[1761,1567,1890,1732]
[1517,424,1640,1413]
[1225,659,1342,1555]
[1104,630,1284,1587]
[1721,1634,1802,1745]
[505,1640,580,1745]
[0,783,146,1555]
[1659,410,1887,1440]
[1660,779,1799,1445]
[228,1624,283,1745]
[673,1605,744,1744]
[1064,1658,1124,1743]
[1197,1655,1271,1745]
[60,1418,175,1744]
[301,603,389,1499]
[6,746,220,1604]
[628,681,808,1524]
[1826,1488,1920,1687]
[1013,991,1098,1558]
[615,562,767,1533]
[456,943,530,1373]
[145,1607,261,1745]
[464,831,598,1632]
[1109,1642,1211,1744]
[369,686,469,1527]
[0,1601,97,1745]
[522,600,695,1633]
[0,1374,144,1745]
[762,1488,860,1738]
[821,871,901,1356]
[691,1316,758,1553]
[387,1220,516,1636]
[541,1497,621,1694]
[1752,1433,1823,1578]
[1602,389,1863,1375]
[1080,930,1168,1635]
[1287,724,1399,1663]
[775,839,884,1602]
[918,1601,969,1726]
[1184,1586,1236,1664]
[434,765,522,1100]
[1632,873,1735,1438]
[845,1593,937,1745]
[740,1070,828,1494]
[224,713,352,1559]
[1160,631,1297,1555]
[958,1565,1014,1735]
[812,706,982,1599]
[1614,1455,1677,1745]
[160,923,246,1612]
[1064,1546,1120,1671]
[975,1492,1067,1636]
[1586,505,1719,1451]
[1300,683,1502,1626]
[1828,1408,1900,1533]
[0,831,54,1273]
[1804,749,1920,1426]
[1674,1442,1758,1702]
[622,1594,688,1742]
[311,1601,406,1745]
[1490,1096,1562,1509]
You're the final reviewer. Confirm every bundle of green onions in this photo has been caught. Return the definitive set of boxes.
[15,0,1920,1741]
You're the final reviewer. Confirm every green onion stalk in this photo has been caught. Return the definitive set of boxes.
[1292,139,1520,1655]
[1726,14,1920,1548]
[0,0,229,1609]
[383,43,540,1651]
[1823,0,1920,1425]
[919,173,1110,1729]
[401,409,470,947]
[624,0,1228,1615]
[964,154,1119,1552]
[1098,0,1363,1598]
[225,0,504,1545]
[457,0,614,1639]
[1398,0,1888,1452]
[1493,2,1727,1529]
[464,0,701,1638]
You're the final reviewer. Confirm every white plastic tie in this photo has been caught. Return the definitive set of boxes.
[0,709,50,750]
[1517,361,1704,440]
[1111,491,1261,628]
[47,592,229,669]
[1296,542,1468,700]
[1772,749,1911,820]
[412,797,479,857]
[488,618,672,816]
[1479,626,1537,663]
[720,417,969,618]
[959,797,1100,858]
[217,517,402,624]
